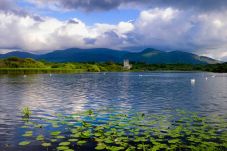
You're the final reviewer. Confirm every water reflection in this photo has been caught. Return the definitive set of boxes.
[0,72,227,147]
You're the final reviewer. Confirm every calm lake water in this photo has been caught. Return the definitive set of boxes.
[0,72,227,150]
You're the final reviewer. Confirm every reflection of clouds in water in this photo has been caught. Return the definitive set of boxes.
[68,73,134,112]
[190,73,227,116]
[65,91,88,114]
[18,75,89,115]
[114,73,132,111]
[1,73,227,118]
[1,73,227,146]
[18,75,58,116]
[0,75,36,144]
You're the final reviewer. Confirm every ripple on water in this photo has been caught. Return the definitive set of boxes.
[0,72,227,147]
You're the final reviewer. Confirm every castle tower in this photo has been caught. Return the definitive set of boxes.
[123,59,132,70]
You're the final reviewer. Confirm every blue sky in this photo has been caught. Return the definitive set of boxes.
[41,9,139,25]
[0,0,227,61]
[17,0,140,25]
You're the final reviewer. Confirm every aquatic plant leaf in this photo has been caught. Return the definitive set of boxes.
[36,135,44,141]
[21,125,29,128]
[21,107,32,118]
[81,130,92,138]
[125,146,136,151]
[22,131,33,137]
[16,109,227,151]
[56,113,63,117]
[151,143,168,151]
[57,146,69,150]
[18,141,31,146]
[55,135,65,139]
[82,121,92,127]
[52,124,59,128]
[59,142,70,146]
[85,109,93,116]
[71,128,78,134]
[95,143,106,150]
[168,139,180,144]
[51,139,58,142]
[106,146,125,151]
[71,133,80,138]
[51,131,61,136]
[41,142,51,147]
[68,139,78,142]
[104,138,113,144]
[137,143,149,150]
[77,140,87,145]
[64,149,74,151]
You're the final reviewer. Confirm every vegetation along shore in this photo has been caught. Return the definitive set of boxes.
[0,57,227,74]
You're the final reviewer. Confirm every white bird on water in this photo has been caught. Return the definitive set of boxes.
[23,75,27,78]
[191,79,196,85]
[205,77,208,80]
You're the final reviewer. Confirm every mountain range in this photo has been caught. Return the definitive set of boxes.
[0,48,220,64]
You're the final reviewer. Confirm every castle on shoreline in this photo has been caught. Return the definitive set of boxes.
[123,59,132,70]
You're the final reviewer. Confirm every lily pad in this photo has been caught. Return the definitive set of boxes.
[41,142,51,147]
[18,141,31,146]
[50,139,57,142]
[95,143,106,150]
[57,146,69,150]
[22,131,33,137]
[51,131,61,136]
[36,135,44,141]
[55,135,65,139]
[59,142,70,146]
[77,140,87,145]
[68,139,78,142]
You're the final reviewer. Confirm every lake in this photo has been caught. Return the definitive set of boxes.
[0,72,227,151]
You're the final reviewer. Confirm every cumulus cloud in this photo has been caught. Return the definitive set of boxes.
[0,0,14,12]
[27,0,227,12]
[132,8,227,60]
[0,0,44,22]
[0,0,28,16]
[1,2,227,60]
[0,49,16,54]
[0,12,134,52]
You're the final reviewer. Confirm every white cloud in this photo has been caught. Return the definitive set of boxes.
[130,8,227,60]
[24,0,227,12]
[0,49,15,54]
[0,7,227,60]
[0,12,133,52]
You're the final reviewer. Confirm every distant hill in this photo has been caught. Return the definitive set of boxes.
[0,51,38,59]
[0,48,220,64]
[125,48,220,64]
[40,48,127,62]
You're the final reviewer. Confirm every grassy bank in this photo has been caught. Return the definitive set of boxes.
[0,68,85,74]
[0,57,124,74]
[0,57,227,74]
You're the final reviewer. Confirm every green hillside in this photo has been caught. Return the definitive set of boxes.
[0,48,220,64]
[0,57,226,74]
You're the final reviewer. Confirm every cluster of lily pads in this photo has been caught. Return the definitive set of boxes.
[19,108,227,151]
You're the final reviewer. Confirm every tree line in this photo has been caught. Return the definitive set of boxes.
[0,57,226,73]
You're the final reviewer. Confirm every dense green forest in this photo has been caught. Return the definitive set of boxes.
[132,62,227,72]
[0,57,226,74]
[0,57,123,74]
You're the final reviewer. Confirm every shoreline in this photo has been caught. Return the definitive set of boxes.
[0,68,85,74]
[1,58,226,74]
[0,68,224,74]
